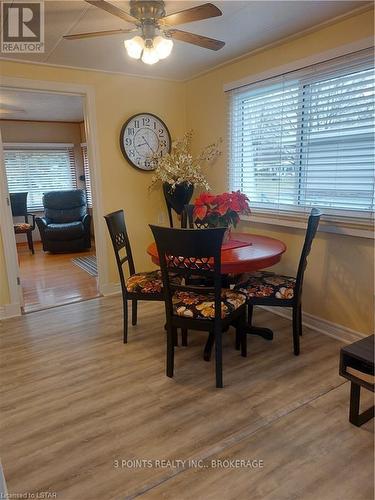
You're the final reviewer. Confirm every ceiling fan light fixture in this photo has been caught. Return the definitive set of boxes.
[141,46,160,65]
[124,35,144,59]
[153,35,173,60]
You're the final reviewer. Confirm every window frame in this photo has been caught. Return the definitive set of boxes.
[3,142,77,211]
[228,48,375,234]
[80,142,92,208]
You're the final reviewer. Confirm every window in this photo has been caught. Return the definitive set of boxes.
[81,143,92,208]
[4,144,77,211]
[229,49,375,219]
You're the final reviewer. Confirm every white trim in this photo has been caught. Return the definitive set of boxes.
[0,302,21,320]
[0,76,110,304]
[223,37,374,92]
[0,129,22,315]
[259,306,369,344]
[3,142,74,149]
[242,214,374,239]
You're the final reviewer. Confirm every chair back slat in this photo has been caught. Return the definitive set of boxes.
[295,208,322,299]
[150,226,226,324]
[10,192,28,220]
[104,210,136,291]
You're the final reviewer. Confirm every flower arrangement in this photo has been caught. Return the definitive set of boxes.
[193,191,251,228]
[150,130,222,191]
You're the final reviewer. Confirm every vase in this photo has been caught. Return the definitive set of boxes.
[163,182,194,215]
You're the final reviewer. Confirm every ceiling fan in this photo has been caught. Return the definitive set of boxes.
[64,0,225,65]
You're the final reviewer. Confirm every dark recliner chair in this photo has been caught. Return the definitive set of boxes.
[36,189,91,253]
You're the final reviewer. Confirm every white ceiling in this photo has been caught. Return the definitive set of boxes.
[0,89,84,121]
[0,1,369,81]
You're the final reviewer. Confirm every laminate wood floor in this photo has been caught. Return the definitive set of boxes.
[17,242,99,313]
[0,298,373,499]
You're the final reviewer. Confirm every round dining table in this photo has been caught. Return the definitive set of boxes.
[147,232,286,275]
[147,232,287,341]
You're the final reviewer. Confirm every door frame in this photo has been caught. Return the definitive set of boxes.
[0,76,109,317]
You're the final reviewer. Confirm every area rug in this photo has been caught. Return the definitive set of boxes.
[71,255,98,277]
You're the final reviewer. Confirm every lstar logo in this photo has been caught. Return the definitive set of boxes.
[1,1,45,53]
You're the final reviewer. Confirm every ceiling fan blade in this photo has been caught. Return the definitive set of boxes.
[64,28,136,40]
[159,3,222,27]
[169,29,225,51]
[85,0,139,25]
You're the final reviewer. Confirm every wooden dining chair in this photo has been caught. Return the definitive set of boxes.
[234,208,322,355]
[10,192,35,254]
[150,225,247,388]
[104,210,167,343]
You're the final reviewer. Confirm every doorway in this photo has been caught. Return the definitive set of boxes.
[0,78,108,315]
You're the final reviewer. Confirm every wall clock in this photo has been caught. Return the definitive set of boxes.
[120,113,171,171]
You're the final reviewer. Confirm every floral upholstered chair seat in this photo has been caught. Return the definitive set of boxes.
[126,270,181,294]
[172,289,246,320]
[234,271,296,300]
[14,222,31,233]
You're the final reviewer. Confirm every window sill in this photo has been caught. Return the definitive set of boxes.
[240,212,374,239]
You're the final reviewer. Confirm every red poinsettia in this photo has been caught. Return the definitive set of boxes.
[193,191,250,228]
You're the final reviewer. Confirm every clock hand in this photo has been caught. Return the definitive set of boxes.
[142,135,155,154]
[137,142,147,147]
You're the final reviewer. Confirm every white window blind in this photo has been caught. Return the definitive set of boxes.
[229,48,375,220]
[81,143,92,208]
[4,144,77,211]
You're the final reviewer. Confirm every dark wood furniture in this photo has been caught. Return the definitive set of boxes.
[10,192,35,254]
[150,225,247,388]
[340,335,374,427]
[148,232,286,274]
[234,208,321,355]
[104,210,164,343]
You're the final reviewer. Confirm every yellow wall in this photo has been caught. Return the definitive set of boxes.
[0,8,374,334]
[0,61,186,302]
[185,8,374,334]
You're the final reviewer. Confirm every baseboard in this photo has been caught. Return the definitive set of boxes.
[100,282,121,296]
[259,306,369,344]
[0,302,21,320]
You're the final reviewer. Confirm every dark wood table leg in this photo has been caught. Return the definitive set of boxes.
[349,382,375,427]
[246,325,274,340]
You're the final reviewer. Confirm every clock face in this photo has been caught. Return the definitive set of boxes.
[120,113,171,171]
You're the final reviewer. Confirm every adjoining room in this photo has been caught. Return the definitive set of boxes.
[1,90,99,312]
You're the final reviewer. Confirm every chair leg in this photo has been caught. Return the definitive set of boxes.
[248,303,254,325]
[298,304,302,336]
[203,331,215,361]
[173,327,178,347]
[167,325,175,378]
[239,312,247,358]
[123,299,128,344]
[215,326,223,388]
[131,300,137,326]
[292,305,300,355]
[235,327,241,351]
[26,231,34,254]
[181,329,188,346]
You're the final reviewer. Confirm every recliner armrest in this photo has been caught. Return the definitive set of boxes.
[82,213,91,229]
[35,217,48,233]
